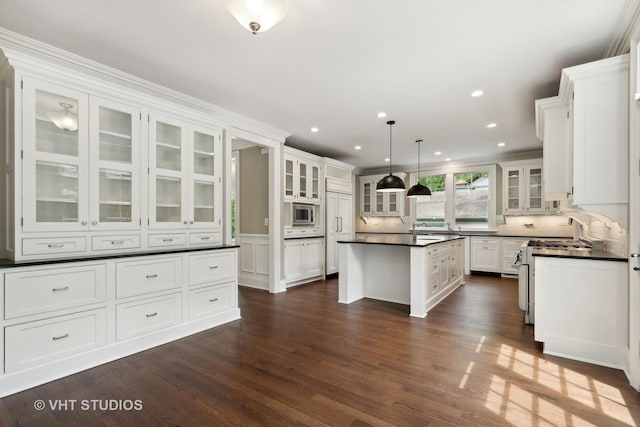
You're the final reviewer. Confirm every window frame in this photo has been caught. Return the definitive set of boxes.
[409,164,497,231]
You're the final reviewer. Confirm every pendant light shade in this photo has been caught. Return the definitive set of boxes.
[376,120,406,192]
[224,0,288,34]
[407,139,432,199]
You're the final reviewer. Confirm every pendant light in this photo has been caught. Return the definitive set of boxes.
[376,120,406,192]
[407,139,432,199]
[224,0,288,34]
[46,102,78,131]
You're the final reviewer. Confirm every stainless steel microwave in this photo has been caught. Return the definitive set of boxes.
[292,203,316,226]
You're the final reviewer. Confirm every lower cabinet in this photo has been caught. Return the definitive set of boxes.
[426,240,464,309]
[470,237,502,273]
[0,247,240,398]
[501,238,527,275]
[285,238,324,285]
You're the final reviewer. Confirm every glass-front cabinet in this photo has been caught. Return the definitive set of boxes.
[149,114,221,229]
[283,150,321,203]
[22,79,89,231]
[501,160,549,214]
[503,167,523,213]
[358,174,406,216]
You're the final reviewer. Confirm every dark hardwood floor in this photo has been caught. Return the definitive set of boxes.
[1,275,639,426]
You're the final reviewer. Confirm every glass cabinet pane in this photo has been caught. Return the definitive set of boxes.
[156,121,181,171]
[507,169,520,209]
[299,163,307,198]
[36,162,79,222]
[193,131,215,176]
[99,106,132,164]
[156,177,181,222]
[35,89,79,157]
[311,166,319,198]
[99,170,132,222]
[388,193,397,212]
[528,168,542,209]
[194,181,215,223]
[363,182,371,212]
[285,159,294,196]
[376,192,383,212]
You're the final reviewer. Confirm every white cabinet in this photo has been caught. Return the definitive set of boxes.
[536,55,629,225]
[425,239,465,311]
[284,238,324,284]
[284,148,322,203]
[359,174,406,216]
[502,238,526,275]
[326,192,352,275]
[470,237,501,273]
[149,114,222,231]
[501,160,556,214]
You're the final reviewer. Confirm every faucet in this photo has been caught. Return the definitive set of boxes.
[446,222,453,234]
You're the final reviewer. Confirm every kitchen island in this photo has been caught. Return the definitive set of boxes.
[337,235,465,317]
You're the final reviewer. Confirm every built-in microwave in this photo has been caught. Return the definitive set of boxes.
[292,203,316,226]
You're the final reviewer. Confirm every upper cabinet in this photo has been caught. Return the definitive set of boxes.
[284,147,322,204]
[22,78,142,232]
[536,54,629,226]
[149,114,221,230]
[500,160,556,214]
[359,173,406,217]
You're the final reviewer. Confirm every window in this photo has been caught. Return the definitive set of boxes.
[454,171,489,228]
[415,174,445,227]
[412,166,495,230]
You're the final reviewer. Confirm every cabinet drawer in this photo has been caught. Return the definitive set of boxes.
[5,265,106,319]
[188,283,236,320]
[22,237,86,256]
[148,233,187,247]
[92,235,141,251]
[116,293,182,341]
[116,257,182,298]
[326,178,352,194]
[5,309,107,373]
[470,237,500,246]
[189,232,220,245]
[189,251,236,287]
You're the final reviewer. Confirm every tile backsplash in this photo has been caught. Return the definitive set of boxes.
[578,215,627,257]
[498,215,573,237]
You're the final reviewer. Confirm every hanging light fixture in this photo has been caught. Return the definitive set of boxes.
[376,120,406,192]
[224,0,288,35]
[46,102,78,131]
[407,139,432,199]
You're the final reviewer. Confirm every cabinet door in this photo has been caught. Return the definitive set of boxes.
[89,97,141,230]
[298,161,308,199]
[189,126,221,228]
[284,240,304,282]
[470,244,501,272]
[149,114,187,229]
[22,78,90,232]
[284,157,295,200]
[310,163,320,201]
[303,239,324,278]
[524,165,545,213]
[337,194,352,234]
[360,180,373,214]
[503,167,523,213]
[385,192,403,216]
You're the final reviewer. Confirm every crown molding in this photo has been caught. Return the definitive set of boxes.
[0,27,291,142]
[605,0,640,57]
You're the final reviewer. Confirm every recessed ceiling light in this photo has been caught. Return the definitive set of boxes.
[434,151,442,156]
[497,142,506,147]
[384,158,390,162]
[471,90,484,97]
[377,112,387,118]
[310,127,319,133]
[354,145,362,150]
[445,158,452,161]
[486,123,497,128]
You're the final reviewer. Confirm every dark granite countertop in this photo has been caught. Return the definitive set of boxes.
[338,235,465,247]
[0,244,240,269]
[532,248,627,262]
[284,235,325,240]
[356,231,571,239]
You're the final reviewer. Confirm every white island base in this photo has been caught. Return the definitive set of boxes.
[338,236,465,317]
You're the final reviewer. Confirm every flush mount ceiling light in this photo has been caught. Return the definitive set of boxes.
[471,90,484,97]
[225,0,288,35]
[46,102,78,131]
[486,122,497,128]
[497,142,506,147]
[310,127,319,133]
[407,139,432,199]
[377,112,387,118]
[376,120,406,193]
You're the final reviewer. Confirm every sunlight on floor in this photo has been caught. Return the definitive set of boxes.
[460,342,638,426]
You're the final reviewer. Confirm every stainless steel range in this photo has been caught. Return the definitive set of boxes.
[513,239,592,324]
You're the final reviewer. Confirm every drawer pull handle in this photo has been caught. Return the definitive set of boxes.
[146,274,158,279]
[201,237,210,240]
[146,312,158,318]
[52,333,69,341]
[47,244,64,248]
[52,286,70,292]
[209,298,219,302]
[162,238,173,242]
[111,240,125,245]
[209,266,219,270]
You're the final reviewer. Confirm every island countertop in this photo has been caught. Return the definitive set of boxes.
[338,235,465,247]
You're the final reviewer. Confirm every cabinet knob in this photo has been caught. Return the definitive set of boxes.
[190,221,194,224]
[183,221,188,224]
[91,220,97,226]
[81,221,87,225]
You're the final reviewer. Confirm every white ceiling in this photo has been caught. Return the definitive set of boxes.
[0,0,633,171]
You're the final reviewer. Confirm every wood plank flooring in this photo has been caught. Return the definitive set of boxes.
[1,275,639,426]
